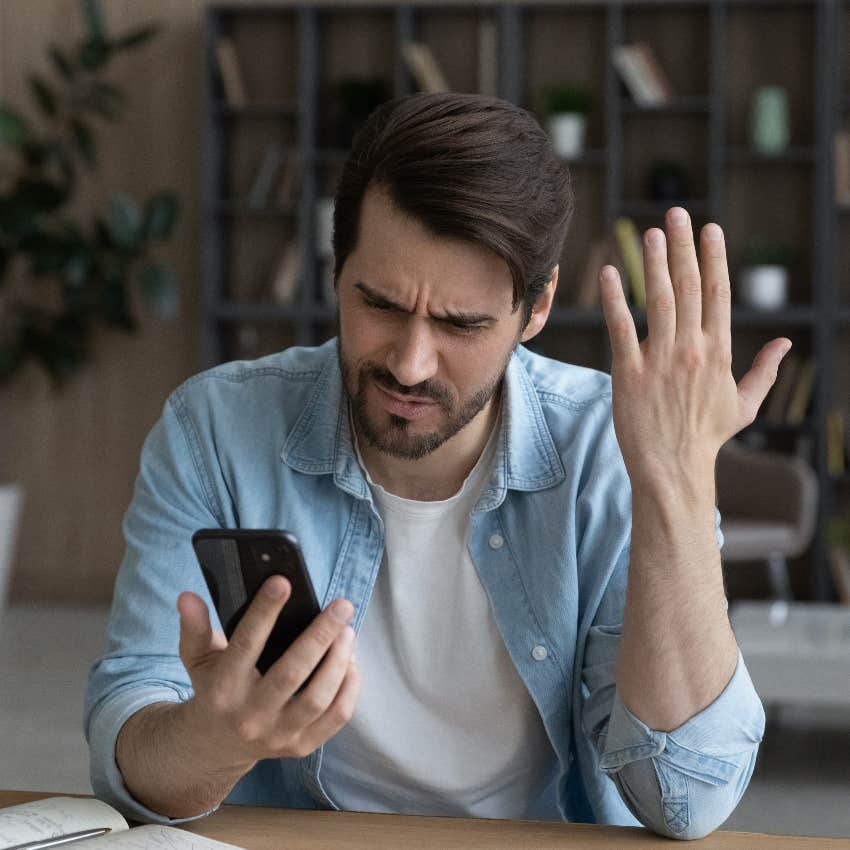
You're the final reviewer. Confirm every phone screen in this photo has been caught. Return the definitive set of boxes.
[192,529,322,675]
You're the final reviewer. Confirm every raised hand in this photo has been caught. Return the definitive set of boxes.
[598,206,792,487]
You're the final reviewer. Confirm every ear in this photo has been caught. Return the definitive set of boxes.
[520,265,559,344]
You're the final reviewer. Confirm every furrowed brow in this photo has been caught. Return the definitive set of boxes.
[355,281,496,325]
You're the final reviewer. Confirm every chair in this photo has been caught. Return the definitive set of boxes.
[715,437,819,600]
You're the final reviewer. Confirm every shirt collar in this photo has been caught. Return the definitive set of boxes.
[280,338,565,508]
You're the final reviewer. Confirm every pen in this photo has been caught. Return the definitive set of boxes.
[5,828,112,850]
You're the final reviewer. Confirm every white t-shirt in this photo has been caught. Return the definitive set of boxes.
[320,414,560,819]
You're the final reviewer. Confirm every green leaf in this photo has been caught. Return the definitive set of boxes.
[140,261,179,320]
[0,179,67,230]
[114,24,160,51]
[86,82,125,121]
[142,191,179,241]
[70,117,96,167]
[63,251,93,288]
[81,0,106,41]
[28,74,58,118]
[48,45,76,81]
[0,106,33,149]
[78,38,111,71]
[101,278,138,331]
[106,192,143,251]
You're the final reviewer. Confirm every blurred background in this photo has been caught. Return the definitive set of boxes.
[1,0,849,839]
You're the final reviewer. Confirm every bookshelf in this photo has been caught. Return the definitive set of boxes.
[201,0,849,601]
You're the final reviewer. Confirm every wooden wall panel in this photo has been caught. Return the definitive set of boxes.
[0,1,206,603]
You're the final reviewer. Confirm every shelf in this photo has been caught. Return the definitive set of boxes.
[211,201,297,218]
[618,198,710,218]
[213,100,298,118]
[559,148,608,168]
[620,95,711,116]
[725,146,816,165]
[211,300,334,322]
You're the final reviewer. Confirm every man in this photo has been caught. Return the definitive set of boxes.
[85,93,780,839]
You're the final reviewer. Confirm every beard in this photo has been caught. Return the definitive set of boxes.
[337,341,513,461]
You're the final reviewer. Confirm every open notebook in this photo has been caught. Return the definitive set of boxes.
[0,797,245,850]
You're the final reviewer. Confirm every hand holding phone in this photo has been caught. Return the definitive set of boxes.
[175,529,360,766]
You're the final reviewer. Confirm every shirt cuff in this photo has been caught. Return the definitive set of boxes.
[598,648,765,783]
[87,685,221,825]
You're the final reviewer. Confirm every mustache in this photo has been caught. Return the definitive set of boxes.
[362,363,452,406]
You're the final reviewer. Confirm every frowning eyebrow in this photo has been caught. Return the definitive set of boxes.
[354,281,497,325]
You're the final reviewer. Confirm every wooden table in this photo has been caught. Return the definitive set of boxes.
[2,790,848,849]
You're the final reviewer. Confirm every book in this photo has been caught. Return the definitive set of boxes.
[631,43,674,103]
[402,42,450,93]
[214,37,247,107]
[614,217,646,308]
[785,355,817,426]
[827,408,848,476]
[834,130,850,206]
[0,796,244,850]
[611,44,668,107]
[267,241,301,304]
[575,236,627,308]
[248,142,287,209]
[763,351,801,425]
[477,18,499,97]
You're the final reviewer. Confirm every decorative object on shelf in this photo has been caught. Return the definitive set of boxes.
[214,36,247,107]
[613,217,646,308]
[738,236,793,310]
[315,196,335,262]
[275,154,299,205]
[833,130,850,206]
[0,482,23,617]
[750,85,790,155]
[0,0,181,386]
[764,350,800,426]
[324,77,392,149]
[647,160,690,203]
[401,42,450,94]
[785,356,817,427]
[611,43,673,107]
[539,84,593,159]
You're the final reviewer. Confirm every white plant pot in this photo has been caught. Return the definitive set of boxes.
[738,265,789,310]
[0,483,23,612]
[547,113,587,159]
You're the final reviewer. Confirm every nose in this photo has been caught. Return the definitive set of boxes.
[385,317,439,389]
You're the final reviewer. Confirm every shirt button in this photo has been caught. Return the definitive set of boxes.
[532,645,548,661]
[488,533,504,550]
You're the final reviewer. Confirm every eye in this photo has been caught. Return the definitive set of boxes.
[447,321,486,335]
[363,296,394,312]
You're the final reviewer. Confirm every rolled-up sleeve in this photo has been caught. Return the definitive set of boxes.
[84,392,224,824]
[598,648,764,840]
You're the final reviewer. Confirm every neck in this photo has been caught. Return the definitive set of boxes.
[356,391,501,501]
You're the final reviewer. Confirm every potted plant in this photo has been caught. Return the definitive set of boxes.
[539,84,594,159]
[0,0,181,611]
[738,236,794,310]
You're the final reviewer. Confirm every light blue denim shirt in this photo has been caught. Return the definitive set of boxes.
[84,338,764,840]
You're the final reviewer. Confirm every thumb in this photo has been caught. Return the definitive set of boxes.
[177,591,219,671]
[737,338,792,424]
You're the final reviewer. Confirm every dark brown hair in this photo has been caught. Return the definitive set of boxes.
[332,92,575,324]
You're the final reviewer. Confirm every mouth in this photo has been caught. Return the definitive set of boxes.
[374,382,440,420]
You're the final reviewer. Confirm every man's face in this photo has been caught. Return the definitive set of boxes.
[336,185,529,461]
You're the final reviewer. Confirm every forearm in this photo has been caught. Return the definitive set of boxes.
[116,700,256,819]
[616,464,739,732]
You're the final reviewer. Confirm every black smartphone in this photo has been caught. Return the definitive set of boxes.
[191,528,322,675]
